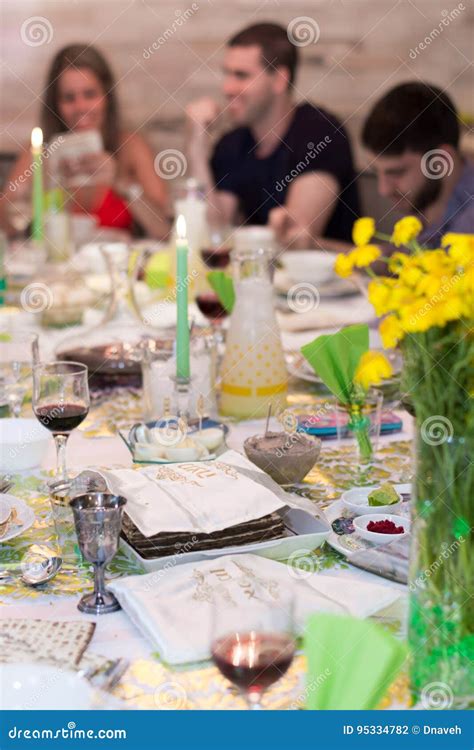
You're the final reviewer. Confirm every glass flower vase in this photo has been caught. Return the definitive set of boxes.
[335,389,383,464]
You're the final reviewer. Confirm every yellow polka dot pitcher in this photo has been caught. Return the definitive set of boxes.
[219,247,288,418]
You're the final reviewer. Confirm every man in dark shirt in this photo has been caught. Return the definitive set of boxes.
[186,23,360,247]
[362,82,474,247]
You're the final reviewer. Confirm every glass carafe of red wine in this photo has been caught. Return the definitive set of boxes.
[219,247,288,419]
[56,243,170,391]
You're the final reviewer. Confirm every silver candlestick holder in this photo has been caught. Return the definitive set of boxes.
[71,493,126,615]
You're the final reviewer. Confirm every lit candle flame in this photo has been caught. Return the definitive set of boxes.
[31,127,43,151]
[176,214,187,240]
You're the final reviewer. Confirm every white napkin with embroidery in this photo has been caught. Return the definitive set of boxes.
[98,451,285,536]
[109,553,403,664]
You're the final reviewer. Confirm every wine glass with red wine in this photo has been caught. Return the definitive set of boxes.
[33,361,90,482]
[200,225,232,270]
[211,595,295,709]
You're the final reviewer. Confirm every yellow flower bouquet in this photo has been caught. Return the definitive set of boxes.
[335,218,474,707]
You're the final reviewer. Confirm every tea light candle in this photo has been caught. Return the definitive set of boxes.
[176,214,190,381]
[31,127,44,242]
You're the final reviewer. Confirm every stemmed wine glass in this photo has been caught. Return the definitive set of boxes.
[200,224,232,270]
[33,361,90,481]
[211,593,296,709]
[0,332,39,418]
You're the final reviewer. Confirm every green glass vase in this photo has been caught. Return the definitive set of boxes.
[408,432,474,708]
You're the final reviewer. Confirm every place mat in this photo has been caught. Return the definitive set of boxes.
[0,441,411,602]
[0,473,144,604]
[80,389,143,438]
[112,655,411,710]
[0,618,95,667]
[293,441,412,510]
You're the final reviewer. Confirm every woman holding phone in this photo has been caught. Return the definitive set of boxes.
[1,44,171,239]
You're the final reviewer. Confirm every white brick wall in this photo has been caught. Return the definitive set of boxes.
[1,0,472,167]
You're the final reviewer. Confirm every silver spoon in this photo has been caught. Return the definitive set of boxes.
[21,555,63,586]
[0,555,63,586]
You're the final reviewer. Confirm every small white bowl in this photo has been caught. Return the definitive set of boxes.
[353,513,410,545]
[341,486,403,516]
[282,250,336,286]
[0,418,50,471]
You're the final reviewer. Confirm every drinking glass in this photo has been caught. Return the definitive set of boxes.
[32,361,90,481]
[211,592,295,709]
[335,388,384,463]
[71,492,126,615]
[0,332,39,418]
[200,224,232,270]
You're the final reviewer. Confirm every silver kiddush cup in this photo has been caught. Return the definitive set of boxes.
[71,493,127,615]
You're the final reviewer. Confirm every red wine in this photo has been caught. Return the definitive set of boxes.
[211,632,295,692]
[196,293,228,321]
[34,402,89,434]
[200,247,231,269]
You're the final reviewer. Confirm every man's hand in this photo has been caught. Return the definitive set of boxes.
[269,205,314,248]
[186,97,221,136]
[186,98,222,162]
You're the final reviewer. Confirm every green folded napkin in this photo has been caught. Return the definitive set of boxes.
[304,613,407,710]
[206,271,235,313]
[301,324,369,404]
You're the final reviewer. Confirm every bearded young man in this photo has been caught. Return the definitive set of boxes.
[186,22,360,247]
[362,82,474,247]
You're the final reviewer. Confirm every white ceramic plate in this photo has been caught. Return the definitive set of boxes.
[0,494,35,543]
[281,250,336,285]
[0,497,11,525]
[323,490,411,558]
[0,663,94,710]
[121,506,330,573]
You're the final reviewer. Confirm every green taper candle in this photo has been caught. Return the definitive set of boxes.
[31,127,44,242]
[176,214,190,381]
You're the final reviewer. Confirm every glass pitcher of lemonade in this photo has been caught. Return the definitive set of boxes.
[219,247,287,419]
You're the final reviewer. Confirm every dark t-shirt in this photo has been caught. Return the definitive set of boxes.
[211,102,360,242]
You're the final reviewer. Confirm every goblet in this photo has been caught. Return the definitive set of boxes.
[71,492,126,615]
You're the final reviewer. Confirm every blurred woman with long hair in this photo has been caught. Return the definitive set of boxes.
[1,44,171,238]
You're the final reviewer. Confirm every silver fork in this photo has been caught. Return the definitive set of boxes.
[0,476,13,494]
